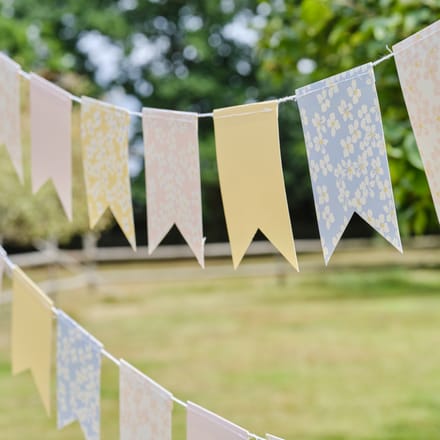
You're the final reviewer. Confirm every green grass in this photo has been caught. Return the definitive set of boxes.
[1,259,440,439]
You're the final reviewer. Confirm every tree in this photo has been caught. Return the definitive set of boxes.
[257,0,440,236]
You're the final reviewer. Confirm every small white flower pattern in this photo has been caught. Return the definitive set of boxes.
[296,63,402,263]
[81,97,136,249]
[393,21,440,221]
[119,360,173,440]
[143,109,204,267]
[0,54,22,180]
[57,311,102,440]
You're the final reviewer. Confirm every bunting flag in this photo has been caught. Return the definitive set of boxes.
[296,63,402,264]
[213,101,298,270]
[11,267,53,415]
[393,20,440,220]
[142,108,204,267]
[0,53,22,181]
[266,434,284,440]
[119,359,173,440]
[187,401,249,440]
[57,310,102,440]
[81,97,136,249]
[30,74,72,219]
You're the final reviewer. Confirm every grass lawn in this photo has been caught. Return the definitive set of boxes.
[1,255,440,439]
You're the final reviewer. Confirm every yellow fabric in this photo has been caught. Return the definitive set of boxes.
[81,97,136,249]
[11,267,53,415]
[213,101,298,270]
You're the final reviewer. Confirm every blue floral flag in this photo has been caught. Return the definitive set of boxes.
[57,311,103,440]
[296,63,402,264]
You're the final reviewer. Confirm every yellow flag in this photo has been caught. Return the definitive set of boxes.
[11,267,53,415]
[213,101,298,270]
[81,97,136,250]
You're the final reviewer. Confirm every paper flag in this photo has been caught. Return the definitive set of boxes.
[296,63,402,263]
[393,20,440,220]
[266,434,284,440]
[30,73,72,219]
[187,401,249,440]
[0,53,22,181]
[119,359,173,440]
[11,267,53,415]
[57,310,102,440]
[81,96,136,249]
[213,101,298,270]
[142,108,204,266]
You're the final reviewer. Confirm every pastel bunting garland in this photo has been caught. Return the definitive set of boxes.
[30,73,73,219]
[213,101,298,270]
[81,97,136,249]
[393,20,440,221]
[296,63,402,263]
[0,53,22,181]
[57,311,102,440]
[143,108,205,267]
[11,267,53,415]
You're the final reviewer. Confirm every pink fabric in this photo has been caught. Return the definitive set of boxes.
[30,74,72,219]
[393,20,440,220]
[142,109,204,267]
[187,401,249,440]
[0,54,22,181]
[119,360,173,440]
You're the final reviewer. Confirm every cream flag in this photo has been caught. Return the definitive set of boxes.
[143,108,205,267]
[30,73,72,219]
[187,401,249,440]
[11,267,53,415]
[213,101,298,270]
[393,20,440,221]
[119,359,173,440]
[81,97,136,249]
[0,53,22,181]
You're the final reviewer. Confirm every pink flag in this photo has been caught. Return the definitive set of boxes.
[142,108,205,267]
[119,359,173,440]
[30,74,72,219]
[0,53,22,181]
[187,401,249,440]
[393,20,440,220]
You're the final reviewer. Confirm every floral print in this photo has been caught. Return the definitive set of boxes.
[81,97,136,249]
[57,311,102,440]
[0,54,22,181]
[393,20,440,221]
[142,109,204,267]
[119,359,173,440]
[296,63,402,264]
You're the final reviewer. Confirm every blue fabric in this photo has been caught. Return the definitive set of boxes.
[296,63,402,263]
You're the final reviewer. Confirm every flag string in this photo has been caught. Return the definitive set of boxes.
[15,48,395,120]
[0,245,272,438]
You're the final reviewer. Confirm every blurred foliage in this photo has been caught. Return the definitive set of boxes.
[0,0,438,246]
[258,0,440,236]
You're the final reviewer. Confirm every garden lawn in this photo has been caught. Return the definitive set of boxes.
[0,259,440,439]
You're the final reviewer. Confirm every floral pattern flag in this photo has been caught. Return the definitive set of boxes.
[393,20,440,221]
[81,97,136,249]
[57,310,102,440]
[296,63,402,264]
[213,101,298,270]
[187,401,249,440]
[143,109,204,267]
[11,267,53,415]
[30,74,72,219]
[0,53,22,181]
[119,359,173,440]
